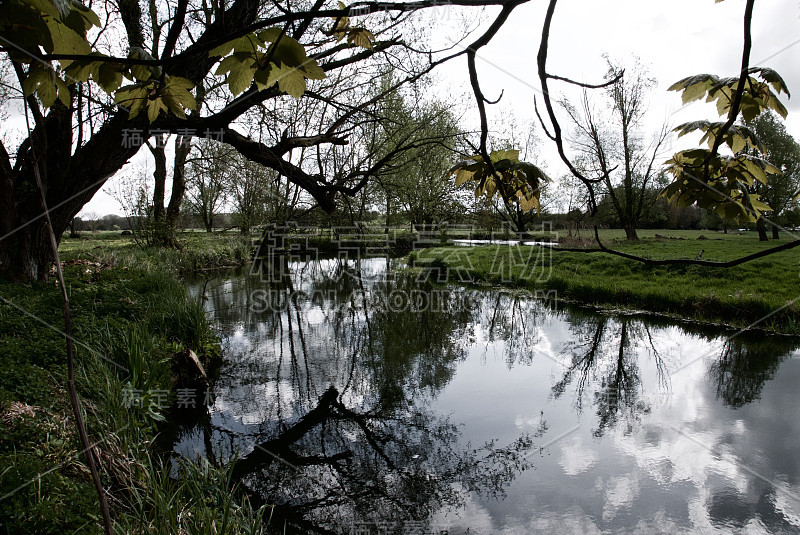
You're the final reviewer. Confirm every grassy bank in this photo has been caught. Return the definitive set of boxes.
[0,242,267,533]
[59,230,254,273]
[412,229,800,334]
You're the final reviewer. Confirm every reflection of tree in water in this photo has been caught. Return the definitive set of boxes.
[708,332,799,408]
[228,386,540,534]
[551,309,800,436]
[552,312,671,436]
[480,289,546,367]
[177,258,541,534]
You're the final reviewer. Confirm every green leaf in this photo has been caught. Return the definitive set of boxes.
[161,76,196,115]
[225,56,257,96]
[97,62,123,92]
[21,68,51,97]
[161,94,185,118]
[147,97,166,122]
[44,16,91,56]
[72,1,101,27]
[300,59,326,80]
[128,47,159,81]
[270,36,309,66]
[214,54,243,76]
[750,197,772,213]
[490,149,519,162]
[750,67,791,97]
[730,133,746,154]
[277,68,306,98]
[38,77,57,107]
[114,85,149,119]
[51,0,70,18]
[681,82,709,104]
[55,75,70,106]
[454,168,475,186]
[209,34,262,58]
[257,27,283,43]
[23,0,59,18]
[22,68,71,108]
[347,28,375,49]
[265,62,293,89]
[63,55,102,82]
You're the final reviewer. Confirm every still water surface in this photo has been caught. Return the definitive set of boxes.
[174,257,800,534]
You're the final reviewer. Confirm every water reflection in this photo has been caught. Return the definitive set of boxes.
[551,313,672,437]
[172,257,800,534]
[708,333,799,408]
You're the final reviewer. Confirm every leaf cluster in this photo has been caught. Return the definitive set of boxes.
[668,68,789,121]
[663,67,791,222]
[3,0,385,120]
[210,27,327,98]
[450,150,550,214]
[327,1,377,49]
[663,148,777,221]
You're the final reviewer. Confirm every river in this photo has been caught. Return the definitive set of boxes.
[171,256,800,534]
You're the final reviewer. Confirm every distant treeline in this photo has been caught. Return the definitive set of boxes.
[73,198,800,237]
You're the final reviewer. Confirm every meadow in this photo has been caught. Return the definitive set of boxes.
[413,228,800,334]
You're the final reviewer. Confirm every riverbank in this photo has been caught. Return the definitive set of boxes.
[411,230,800,334]
[0,244,267,533]
[58,230,254,273]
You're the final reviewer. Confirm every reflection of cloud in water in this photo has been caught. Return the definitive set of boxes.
[608,355,800,533]
[599,474,640,522]
[181,262,800,534]
[558,434,597,476]
[434,487,606,534]
[305,307,325,325]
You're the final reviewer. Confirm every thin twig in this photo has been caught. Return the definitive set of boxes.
[23,101,114,534]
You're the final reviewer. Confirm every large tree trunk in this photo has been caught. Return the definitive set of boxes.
[624,224,638,241]
[0,104,140,281]
[148,135,190,248]
[166,136,190,228]
[0,183,99,281]
[164,135,191,245]
[149,138,167,223]
[756,218,769,241]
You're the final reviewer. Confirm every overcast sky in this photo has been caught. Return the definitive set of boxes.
[60,0,800,215]
[438,0,800,170]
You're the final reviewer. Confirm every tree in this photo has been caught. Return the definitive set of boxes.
[561,59,669,241]
[532,0,800,266]
[185,138,232,232]
[0,0,524,281]
[144,134,191,245]
[373,84,468,229]
[747,111,800,239]
[468,116,552,234]
[451,148,550,233]
[228,155,273,235]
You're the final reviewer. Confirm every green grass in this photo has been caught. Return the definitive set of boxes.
[0,240,263,534]
[412,229,800,334]
[59,230,253,274]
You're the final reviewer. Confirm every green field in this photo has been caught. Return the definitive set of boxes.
[413,229,800,334]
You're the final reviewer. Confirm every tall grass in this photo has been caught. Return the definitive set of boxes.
[59,232,254,276]
[115,452,271,535]
[0,241,264,533]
